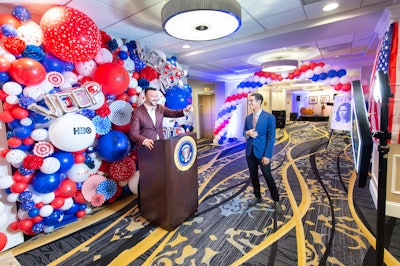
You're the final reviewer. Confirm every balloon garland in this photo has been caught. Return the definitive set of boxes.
[0,4,193,241]
[213,61,353,144]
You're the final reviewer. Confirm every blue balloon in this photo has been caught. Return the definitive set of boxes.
[40,54,67,73]
[327,69,337,78]
[32,222,44,234]
[319,73,328,80]
[337,69,347,77]
[0,24,17,38]
[32,172,61,193]
[28,207,40,218]
[20,200,35,211]
[64,203,79,215]
[52,151,75,171]
[0,72,10,82]
[18,191,33,202]
[12,5,31,21]
[43,209,63,226]
[311,74,320,82]
[165,86,192,110]
[13,126,32,139]
[96,130,131,162]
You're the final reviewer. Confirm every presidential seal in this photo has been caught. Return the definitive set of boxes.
[174,135,197,171]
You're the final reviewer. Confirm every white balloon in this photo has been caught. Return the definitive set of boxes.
[136,86,143,94]
[40,157,61,174]
[6,149,26,166]
[62,71,78,85]
[75,60,97,77]
[7,193,20,203]
[313,66,323,75]
[305,69,314,79]
[5,95,18,105]
[330,77,340,86]
[340,75,351,84]
[0,201,4,215]
[20,118,33,127]
[43,225,54,233]
[38,192,55,204]
[17,208,29,220]
[31,128,49,141]
[59,82,72,91]
[0,175,14,189]
[323,64,332,72]
[48,113,96,152]
[23,85,45,101]
[130,95,138,104]
[60,197,74,211]
[17,21,43,46]
[67,163,90,183]
[128,170,140,195]
[129,78,138,88]
[3,81,22,95]
[1,53,16,63]
[39,205,54,217]
[94,48,113,64]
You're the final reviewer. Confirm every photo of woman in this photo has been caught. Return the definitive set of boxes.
[330,96,351,131]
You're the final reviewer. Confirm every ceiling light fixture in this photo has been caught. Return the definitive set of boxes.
[261,59,298,73]
[323,3,339,12]
[161,0,242,41]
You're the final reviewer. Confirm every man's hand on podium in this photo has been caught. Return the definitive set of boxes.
[143,139,154,150]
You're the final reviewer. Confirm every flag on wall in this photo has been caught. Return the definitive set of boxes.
[369,21,400,144]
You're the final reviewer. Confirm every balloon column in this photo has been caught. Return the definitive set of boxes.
[0,4,192,243]
[213,61,353,144]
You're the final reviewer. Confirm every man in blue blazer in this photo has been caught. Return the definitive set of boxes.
[243,93,282,212]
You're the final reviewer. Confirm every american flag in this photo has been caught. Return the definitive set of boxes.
[369,21,400,144]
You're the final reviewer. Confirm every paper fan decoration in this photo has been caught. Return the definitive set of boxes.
[90,193,105,207]
[109,157,136,182]
[96,179,117,200]
[81,174,107,202]
[108,100,133,126]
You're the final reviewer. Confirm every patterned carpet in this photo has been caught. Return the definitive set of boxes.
[5,121,400,265]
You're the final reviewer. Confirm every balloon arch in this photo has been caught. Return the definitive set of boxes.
[212,61,352,144]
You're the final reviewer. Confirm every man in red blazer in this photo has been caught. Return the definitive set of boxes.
[129,87,193,150]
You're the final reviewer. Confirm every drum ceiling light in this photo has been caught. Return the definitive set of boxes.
[261,59,299,73]
[161,0,242,41]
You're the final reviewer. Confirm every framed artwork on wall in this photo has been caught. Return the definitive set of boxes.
[321,95,330,103]
[309,96,317,104]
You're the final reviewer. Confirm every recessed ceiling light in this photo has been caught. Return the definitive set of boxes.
[182,44,191,49]
[323,3,339,12]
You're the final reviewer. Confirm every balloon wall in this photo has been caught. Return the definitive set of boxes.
[0,5,193,245]
[212,61,354,144]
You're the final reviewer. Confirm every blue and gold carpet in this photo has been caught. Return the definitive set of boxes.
[7,122,400,265]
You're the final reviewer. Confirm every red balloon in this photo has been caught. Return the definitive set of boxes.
[94,63,130,95]
[116,93,130,102]
[0,57,11,72]
[74,191,86,204]
[10,182,28,193]
[11,107,29,120]
[51,197,65,209]
[9,58,46,86]
[0,232,6,251]
[7,137,22,148]
[112,123,130,133]
[32,216,43,223]
[342,83,352,91]
[76,210,86,218]
[0,14,21,28]
[23,137,35,146]
[55,179,77,198]
[74,153,85,164]
[40,6,101,63]
[132,72,140,80]
[9,221,19,231]
[19,219,33,232]
[0,111,15,123]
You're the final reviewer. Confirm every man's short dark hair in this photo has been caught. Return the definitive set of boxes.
[250,93,263,103]
[144,87,157,95]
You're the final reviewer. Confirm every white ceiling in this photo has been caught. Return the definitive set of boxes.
[1,0,400,83]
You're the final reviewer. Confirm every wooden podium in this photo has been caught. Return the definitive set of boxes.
[137,133,198,231]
